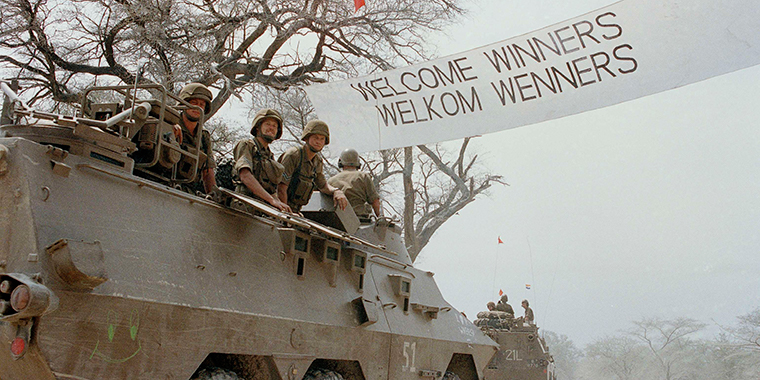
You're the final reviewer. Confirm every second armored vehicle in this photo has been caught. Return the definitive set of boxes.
[474,310,554,380]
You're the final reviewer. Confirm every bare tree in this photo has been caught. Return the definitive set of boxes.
[398,142,506,260]
[543,330,583,380]
[729,308,760,352]
[628,317,706,380]
[0,0,507,260]
[206,118,247,159]
[574,314,760,380]
[713,308,760,378]
[584,335,647,380]
[701,333,758,380]
[0,0,464,112]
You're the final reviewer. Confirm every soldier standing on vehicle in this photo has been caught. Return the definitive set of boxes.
[277,120,348,213]
[173,83,219,195]
[521,299,534,325]
[496,294,514,315]
[232,109,291,212]
[327,148,381,219]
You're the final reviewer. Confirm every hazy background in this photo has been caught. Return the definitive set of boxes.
[413,0,760,346]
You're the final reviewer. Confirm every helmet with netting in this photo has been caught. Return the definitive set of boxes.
[301,120,330,145]
[250,108,283,140]
[178,83,212,114]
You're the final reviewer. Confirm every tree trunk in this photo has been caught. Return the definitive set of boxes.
[1,80,19,125]
[403,146,419,259]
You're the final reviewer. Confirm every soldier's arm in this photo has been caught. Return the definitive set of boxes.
[317,182,337,194]
[364,174,381,216]
[318,182,347,210]
[313,161,347,210]
[277,183,288,205]
[240,168,290,212]
[315,171,331,194]
[202,168,217,194]
[276,150,297,205]
[201,131,218,194]
[172,124,183,144]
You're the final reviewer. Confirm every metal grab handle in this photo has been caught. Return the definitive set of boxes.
[0,81,31,111]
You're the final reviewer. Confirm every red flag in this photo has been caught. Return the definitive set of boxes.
[498,289,503,296]
[497,236,504,244]
[354,0,365,11]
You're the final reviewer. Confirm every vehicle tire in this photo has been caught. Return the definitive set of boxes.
[191,367,242,380]
[303,368,345,380]
[442,371,461,380]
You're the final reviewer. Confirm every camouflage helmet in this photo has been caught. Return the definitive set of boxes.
[338,148,361,169]
[500,295,508,303]
[178,83,212,114]
[301,120,330,145]
[250,108,283,140]
[486,301,496,310]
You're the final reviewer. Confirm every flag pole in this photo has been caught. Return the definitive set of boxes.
[492,236,503,300]
[526,236,538,312]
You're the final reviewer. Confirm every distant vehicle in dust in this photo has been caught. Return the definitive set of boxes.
[474,299,555,380]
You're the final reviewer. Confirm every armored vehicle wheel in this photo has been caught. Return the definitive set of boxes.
[442,371,461,380]
[191,367,242,380]
[303,368,345,380]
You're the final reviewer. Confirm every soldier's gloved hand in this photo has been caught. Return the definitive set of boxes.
[333,189,348,211]
[205,186,224,203]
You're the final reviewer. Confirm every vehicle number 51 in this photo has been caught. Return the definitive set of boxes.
[402,341,417,372]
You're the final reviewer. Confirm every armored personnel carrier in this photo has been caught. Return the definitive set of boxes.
[474,311,554,380]
[0,81,498,380]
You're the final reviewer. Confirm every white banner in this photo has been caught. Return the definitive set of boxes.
[305,0,760,153]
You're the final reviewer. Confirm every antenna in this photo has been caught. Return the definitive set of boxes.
[126,61,148,137]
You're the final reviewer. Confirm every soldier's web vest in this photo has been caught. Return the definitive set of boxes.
[234,139,283,195]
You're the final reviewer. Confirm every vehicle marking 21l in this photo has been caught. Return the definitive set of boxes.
[505,349,522,361]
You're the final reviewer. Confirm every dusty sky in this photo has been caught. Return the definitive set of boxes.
[412,0,760,346]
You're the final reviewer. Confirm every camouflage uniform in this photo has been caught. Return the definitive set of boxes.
[327,170,379,218]
[232,137,284,197]
[278,146,327,212]
[524,306,534,324]
[179,125,216,174]
[496,295,514,315]
[495,302,514,314]
[176,83,216,194]
[176,122,216,194]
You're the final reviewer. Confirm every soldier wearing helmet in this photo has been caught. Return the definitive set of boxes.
[521,299,534,325]
[231,109,291,212]
[277,120,348,213]
[173,83,218,195]
[496,294,514,315]
[326,148,381,219]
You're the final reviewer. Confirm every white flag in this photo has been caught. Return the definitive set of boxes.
[305,0,760,153]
